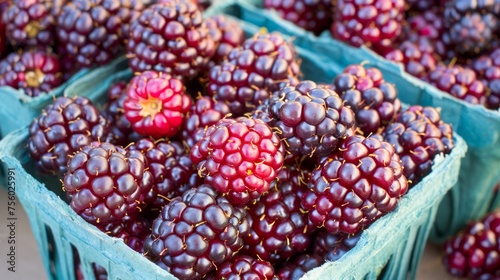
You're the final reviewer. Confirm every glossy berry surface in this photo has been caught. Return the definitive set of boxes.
[443,212,500,279]
[124,71,192,138]
[331,0,405,53]
[472,48,500,110]
[277,254,324,280]
[242,166,311,263]
[424,65,487,105]
[1,0,59,48]
[214,255,275,280]
[264,0,333,35]
[381,105,454,184]
[254,80,356,159]
[301,135,408,235]
[63,142,153,225]
[98,216,151,253]
[0,49,62,96]
[56,0,147,69]
[385,39,438,79]
[128,138,201,209]
[143,185,249,280]
[208,32,300,116]
[127,0,215,80]
[313,230,361,261]
[333,65,401,135]
[190,117,285,206]
[205,15,245,67]
[28,96,109,176]
[405,0,439,11]
[181,96,231,148]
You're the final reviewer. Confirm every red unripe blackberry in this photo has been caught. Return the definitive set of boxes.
[212,255,275,280]
[313,230,361,261]
[57,0,147,69]
[241,166,311,263]
[1,0,62,48]
[205,15,245,68]
[443,212,500,279]
[143,185,250,280]
[98,216,151,253]
[181,96,231,148]
[381,105,454,185]
[384,39,438,79]
[424,65,487,105]
[333,64,401,135]
[63,142,154,225]
[264,0,333,35]
[208,32,301,116]
[301,135,408,235]
[331,0,405,53]
[128,138,202,209]
[0,49,62,96]
[472,48,500,110]
[124,71,192,139]
[276,254,324,280]
[190,117,285,206]
[28,96,109,176]
[254,80,356,159]
[127,0,215,81]
[102,80,142,146]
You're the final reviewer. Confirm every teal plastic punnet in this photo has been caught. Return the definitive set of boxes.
[0,13,467,280]
[204,0,500,243]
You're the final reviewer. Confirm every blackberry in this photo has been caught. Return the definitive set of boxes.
[301,135,408,235]
[63,142,154,225]
[1,0,61,48]
[443,0,500,56]
[313,230,361,261]
[0,9,6,58]
[205,15,245,68]
[124,71,192,139]
[253,80,356,159]
[381,105,454,184]
[0,49,62,96]
[98,216,151,253]
[181,96,230,148]
[405,0,439,11]
[208,32,300,116]
[28,96,109,176]
[56,0,147,69]
[127,0,215,81]
[331,0,405,53]
[128,138,202,209]
[102,80,142,146]
[276,254,324,280]
[424,64,487,105]
[384,39,438,79]
[211,255,275,280]
[333,65,401,135]
[443,211,500,279]
[472,48,500,109]
[264,0,333,35]
[241,166,311,263]
[190,117,285,206]
[143,185,249,279]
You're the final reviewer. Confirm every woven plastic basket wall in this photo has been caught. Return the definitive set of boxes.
[0,15,467,280]
[204,0,500,243]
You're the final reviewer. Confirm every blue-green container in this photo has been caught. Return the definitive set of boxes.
[0,14,467,280]
[205,0,500,243]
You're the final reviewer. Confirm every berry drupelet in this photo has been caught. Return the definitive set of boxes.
[264,0,333,35]
[28,96,109,176]
[331,0,405,53]
[472,48,500,110]
[208,32,300,116]
[63,142,153,225]
[253,80,356,159]
[443,211,500,279]
[405,0,439,11]
[0,49,62,96]
[384,39,438,79]
[313,230,361,261]
[127,0,215,81]
[98,216,151,253]
[205,15,245,68]
[276,254,324,280]
[333,64,401,135]
[381,105,454,184]
[124,71,192,139]
[190,117,285,206]
[301,135,408,235]
[209,255,275,280]
[143,185,249,280]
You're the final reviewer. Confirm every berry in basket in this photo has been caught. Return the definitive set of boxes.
[471,48,500,110]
